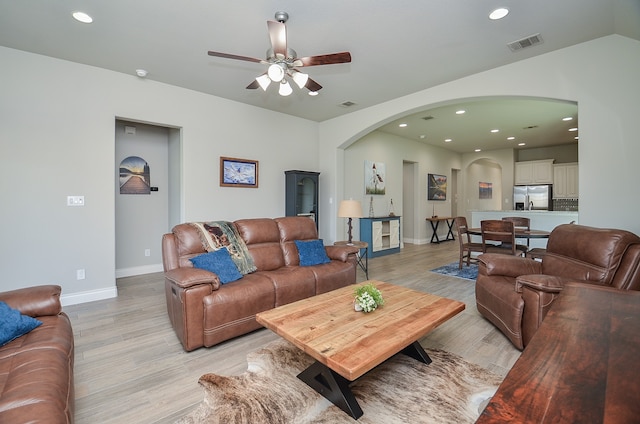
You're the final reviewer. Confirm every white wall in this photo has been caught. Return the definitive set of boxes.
[2,35,639,304]
[0,46,317,304]
[343,131,461,244]
[318,35,640,241]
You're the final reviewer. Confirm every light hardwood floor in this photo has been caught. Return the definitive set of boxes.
[64,241,521,423]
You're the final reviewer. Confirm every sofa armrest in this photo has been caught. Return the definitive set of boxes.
[0,285,62,317]
[515,274,582,293]
[164,268,221,290]
[325,245,359,262]
[478,253,542,278]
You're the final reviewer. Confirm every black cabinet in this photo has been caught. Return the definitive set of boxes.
[285,170,319,229]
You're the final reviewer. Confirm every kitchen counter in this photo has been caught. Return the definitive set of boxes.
[470,210,578,248]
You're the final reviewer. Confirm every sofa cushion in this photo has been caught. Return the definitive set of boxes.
[295,239,330,266]
[190,250,243,284]
[0,301,42,346]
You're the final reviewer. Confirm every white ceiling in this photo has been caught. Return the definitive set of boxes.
[1,0,638,152]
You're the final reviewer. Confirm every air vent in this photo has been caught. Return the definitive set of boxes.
[339,101,357,108]
[421,116,434,121]
[507,33,543,52]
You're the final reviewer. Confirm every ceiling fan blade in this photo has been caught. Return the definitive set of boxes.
[267,20,287,58]
[208,51,266,64]
[305,77,322,92]
[298,52,352,67]
[246,80,260,89]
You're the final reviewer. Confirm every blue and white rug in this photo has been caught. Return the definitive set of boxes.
[431,261,478,281]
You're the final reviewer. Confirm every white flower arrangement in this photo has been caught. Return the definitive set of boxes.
[354,283,384,313]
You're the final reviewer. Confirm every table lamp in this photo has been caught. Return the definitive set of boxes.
[338,200,363,245]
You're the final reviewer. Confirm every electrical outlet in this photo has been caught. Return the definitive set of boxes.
[76,269,85,280]
[145,249,151,257]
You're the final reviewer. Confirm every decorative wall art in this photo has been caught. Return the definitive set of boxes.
[427,174,447,201]
[220,157,259,188]
[479,181,493,199]
[364,160,386,195]
[119,156,151,195]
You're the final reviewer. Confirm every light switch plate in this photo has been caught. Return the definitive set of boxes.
[67,196,85,206]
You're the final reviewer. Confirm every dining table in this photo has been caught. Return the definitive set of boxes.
[467,227,551,238]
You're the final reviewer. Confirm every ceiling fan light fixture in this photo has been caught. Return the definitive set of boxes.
[291,71,309,89]
[256,74,271,91]
[279,80,293,96]
[267,64,285,82]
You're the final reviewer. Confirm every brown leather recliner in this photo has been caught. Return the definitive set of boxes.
[162,217,359,351]
[476,224,640,350]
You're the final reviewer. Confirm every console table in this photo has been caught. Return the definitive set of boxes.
[476,282,640,423]
[425,216,455,243]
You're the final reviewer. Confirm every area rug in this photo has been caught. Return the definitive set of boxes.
[430,262,478,281]
[176,339,502,424]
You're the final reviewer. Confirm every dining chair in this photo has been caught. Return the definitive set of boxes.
[502,216,531,249]
[454,216,484,269]
[480,220,525,256]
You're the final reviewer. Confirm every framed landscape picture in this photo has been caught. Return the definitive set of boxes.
[427,173,447,201]
[479,181,493,199]
[220,157,259,188]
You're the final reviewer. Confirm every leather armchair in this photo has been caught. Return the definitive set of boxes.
[476,224,640,349]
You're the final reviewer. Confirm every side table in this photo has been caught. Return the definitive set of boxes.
[334,240,368,279]
[425,216,456,243]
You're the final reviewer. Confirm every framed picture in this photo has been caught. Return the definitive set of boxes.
[479,181,493,199]
[427,174,447,201]
[220,157,259,188]
[364,160,386,195]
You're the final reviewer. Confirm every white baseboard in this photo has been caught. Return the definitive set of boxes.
[61,286,118,306]
[403,237,429,245]
[115,264,163,278]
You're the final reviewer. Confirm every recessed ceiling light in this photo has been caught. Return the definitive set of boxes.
[135,69,148,77]
[562,116,573,121]
[489,8,509,20]
[518,142,526,146]
[475,149,482,152]
[455,110,466,115]
[399,123,408,128]
[444,138,452,142]
[72,11,93,23]
[419,135,426,139]
[569,127,578,132]
[490,129,499,133]
[507,136,515,140]
[308,91,318,96]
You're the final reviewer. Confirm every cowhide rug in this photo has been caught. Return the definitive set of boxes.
[176,339,502,424]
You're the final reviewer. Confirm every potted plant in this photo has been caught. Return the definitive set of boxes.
[354,283,384,313]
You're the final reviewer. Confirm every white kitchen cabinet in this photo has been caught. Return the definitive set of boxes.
[515,160,554,185]
[553,163,579,199]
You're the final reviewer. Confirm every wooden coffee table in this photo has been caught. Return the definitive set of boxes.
[256,280,465,419]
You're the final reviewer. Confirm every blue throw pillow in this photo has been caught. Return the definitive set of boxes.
[0,301,42,346]
[295,239,331,266]
[190,249,243,284]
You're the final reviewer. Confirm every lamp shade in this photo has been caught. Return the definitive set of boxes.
[338,200,363,218]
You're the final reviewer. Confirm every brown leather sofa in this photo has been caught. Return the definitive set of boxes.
[476,223,640,350]
[162,216,359,351]
[0,285,75,423]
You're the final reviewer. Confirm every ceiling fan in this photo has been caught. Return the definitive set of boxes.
[207,11,351,96]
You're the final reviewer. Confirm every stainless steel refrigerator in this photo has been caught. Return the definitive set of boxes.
[514,185,552,210]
